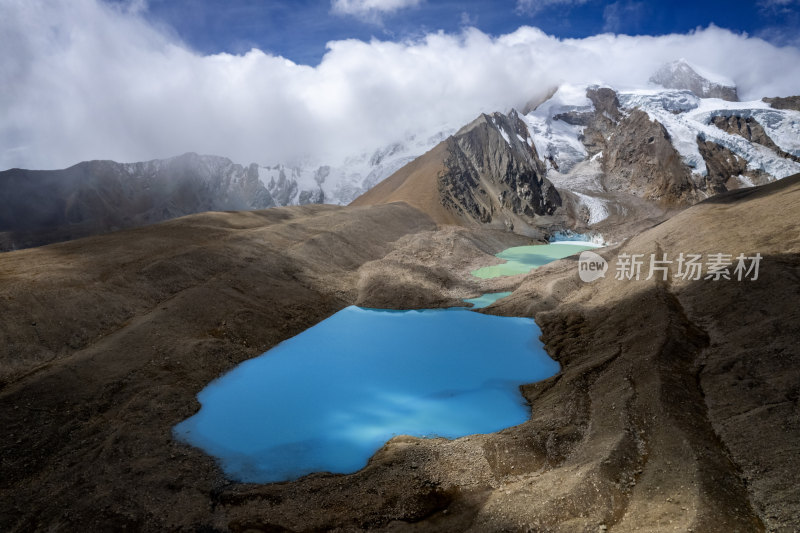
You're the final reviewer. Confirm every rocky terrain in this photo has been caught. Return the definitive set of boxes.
[532,86,800,209]
[1,173,798,531]
[352,62,800,243]
[762,96,800,111]
[0,200,539,531]
[488,174,800,532]
[550,87,700,206]
[522,64,800,231]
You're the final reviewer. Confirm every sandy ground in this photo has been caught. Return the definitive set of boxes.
[1,177,799,531]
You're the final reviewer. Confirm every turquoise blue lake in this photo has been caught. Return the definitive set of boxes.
[173,306,559,483]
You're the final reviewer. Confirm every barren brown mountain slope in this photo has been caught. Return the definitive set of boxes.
[0,201,535,531]
[1,176,798,532]
[488,174,800,531]
[350,143,461,226]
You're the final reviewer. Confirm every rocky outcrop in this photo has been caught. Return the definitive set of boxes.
[555,87,621,157]
[763,95,800,111]
[696,138,773,192]
[259,165,297,206]
[352,110,561,236]
[710,115,800,163]
[586,87,623,155]
[601,109,699,204]
[554,87,699,206]
[711,115,780,151]
[546,85,798,207]
[298,188,325,205]
[650,59,738,101]
[711,115,776,148]
[439,111,561,229]
[0,153,277,251]
[537,82,800,229]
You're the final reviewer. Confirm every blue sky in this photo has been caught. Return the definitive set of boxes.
[129,0,800,65]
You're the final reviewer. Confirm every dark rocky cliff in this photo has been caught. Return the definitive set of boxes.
[439,110,561,231]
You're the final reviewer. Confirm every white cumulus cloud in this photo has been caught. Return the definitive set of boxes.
[2,0,800,171]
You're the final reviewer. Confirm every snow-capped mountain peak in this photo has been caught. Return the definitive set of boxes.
[515,79,800,226]
[649,59,738,101]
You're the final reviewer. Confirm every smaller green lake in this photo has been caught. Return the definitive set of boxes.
[463,292,513,308]
[471,242,600,279]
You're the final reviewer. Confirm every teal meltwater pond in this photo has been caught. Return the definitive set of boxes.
[173,306,559,483]
[470,242,599,279]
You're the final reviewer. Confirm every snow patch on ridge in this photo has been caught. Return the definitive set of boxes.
[521,84,591,173]
[498,127,511,146]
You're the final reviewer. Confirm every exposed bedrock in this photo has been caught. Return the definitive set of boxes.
[710,115,800,164]
[763,95,800,111]
[440,111,561,227]
[697,138,773,193]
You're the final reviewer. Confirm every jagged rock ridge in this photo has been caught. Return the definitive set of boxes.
[351,110,561,236]
[439,111,561,227]
[763,95,800,111]
[710,115,800,163]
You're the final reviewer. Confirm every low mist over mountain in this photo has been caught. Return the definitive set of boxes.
[4,58,799,250]
[0,132,449,250]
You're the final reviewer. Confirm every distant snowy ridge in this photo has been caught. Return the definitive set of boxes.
[520,83,800,183]
[255,128,453,206]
